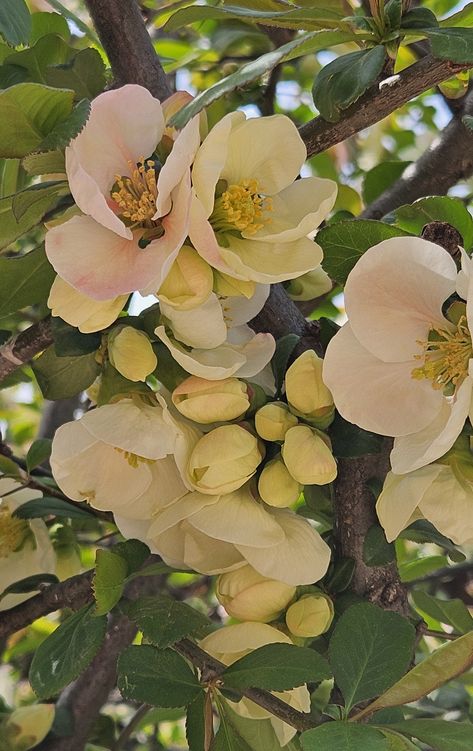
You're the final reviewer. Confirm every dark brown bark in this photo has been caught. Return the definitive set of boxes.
[0,317,53,383]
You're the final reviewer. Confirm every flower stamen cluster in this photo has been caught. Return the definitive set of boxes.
[0,505,30,558]
[111,157,159,225]
[212,179,272,236]
[411,315,472,391]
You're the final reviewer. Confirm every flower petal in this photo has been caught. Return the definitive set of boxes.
[48,276,127,333]
[223,284,269,328]
[155,115,201,218]
[160,293,227,349]
[345,236,457,362]
[323,323,442,436]
[219,234,322,284]
[418,466,473,544]
[155,325,246,379]
[189,196,249,278]
[376,466,443,542]
[148,492,221,536]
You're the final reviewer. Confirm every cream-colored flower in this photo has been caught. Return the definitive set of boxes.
[46,85,200,300]
[172,375,250,423]
[285,350,334,427]
[0,478,56,612]
[50,396,191,518]
[108,326,157,382]
[3,704,55,750]
[285,593,334,638]
[324,237,473,474]
[48,276,127,333]
[287,266,332,301]
[282,425,337,485]
[200,622,310,746]
[216,564,296,622]
[255,402,298,442]
[258,455,302,507]
[157,244,213,310]
[187,424,263,494]
[190,111,337,283]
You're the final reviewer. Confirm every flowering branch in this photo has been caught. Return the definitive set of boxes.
[0,317,53,384]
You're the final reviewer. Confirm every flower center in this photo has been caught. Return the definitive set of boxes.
[111,157,159,225]
[411,315,472,391]
[212,179,272,236]
[0,505,31,558]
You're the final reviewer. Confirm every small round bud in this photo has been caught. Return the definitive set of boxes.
[157,245,213,310]
[188,424,263,494]
[285,350,334,428]
[4,704,55,750]
[287,267,332,301]
[255,402,298,442]
[108,326,157,382]
[216,564,296,622]
[285,594,334,638]
[172,376,249,424]
[282,425,337,485]
[258,455,302,507]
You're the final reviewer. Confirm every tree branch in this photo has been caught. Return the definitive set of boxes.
[84,0,172,100]
[0,318,52,384]
[299,55,470,158]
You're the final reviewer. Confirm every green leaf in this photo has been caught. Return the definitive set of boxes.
[32,346,100,400]
[426,28,473,64]
[111,539,150,574]
[399,520,466,563]
[117,644,202,707]
[3,33,72,82]
[221,702,296,751]
[0,0,31,47]
[223,643,332,692]
[353,631,473,720]
[317,220,411,284]
[272,333,300,396]
[44,0,99,43]
[22,149,65,176]
[394,196,473,249]
[401,8,439,29]
[0,454,22,478]
[440,3,473,28]
[124,595,212,648]
[312,46,386,123]
[0,83,74,158]
[0,184,66,251]
[52,318,101,357]
[0,247,55,318]
[211,703,253,751]
[14,495,94,520]
[30,12,70,44]
[383,721,473,751]
[411,591,473,634]
[325,557,356,594]
[186,693,206,751]
[29,604,107,699]
[301,722,389,751]
[330,414,383,457]
[38,98,90,151]
[363,525,396,567]
[93,549,129,616]
[45,48,106,100]
[26,438,52,472]
[163,5,345,32]
[379,729,418,751]
[1,572,59,598]
[12,179,69,221]
[329,603,415,712]
[362,162,411,205]
[399,555,448,582]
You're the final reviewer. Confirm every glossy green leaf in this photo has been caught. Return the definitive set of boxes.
[317,220,411,284]
[329,603,415,711]
[117,645,203,707]
[14,495,94,520]
[93,549,128,616]
[394,196,473,249]
[0,83,74,158]
[353,631,473,720]
[411,591,473,634]
[223,643,332,691]
[32,346,100,400]
[382,720,473,751]
[26,438,52,472]
[363,525,396,567]
[301,722,388,750]
[124,595,212,648]
[312,46,386,123]
[0,246,55,318]
[29,605,107,698]
[427,28,473,64]
[0,0,31,47]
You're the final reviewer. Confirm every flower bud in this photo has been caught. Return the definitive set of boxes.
[213,271,255,299]
[258,455,302,507]
[286,267,332,301]
[172,376,250,424]
[282,425,337,485]
[217,564,296,622]
[188,424,263,494]
[4,704,55,750]
[285,351,334,428]
[108,326,157,382]
[255,402,298,442]
[157,245,213,309]
[285,594,334,638]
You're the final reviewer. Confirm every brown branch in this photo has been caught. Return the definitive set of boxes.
[299,55,471,158]
[84,0,172,100]
[0,318,52,384]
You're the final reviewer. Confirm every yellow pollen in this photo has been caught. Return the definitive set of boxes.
[114,448,155,468]
[213,179,272,235]
[411,315,472,391]
[111,157,158,224]
[0,506,31,558]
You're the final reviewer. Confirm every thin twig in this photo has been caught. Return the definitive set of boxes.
[113,704,152,751]
[424,629,461,641]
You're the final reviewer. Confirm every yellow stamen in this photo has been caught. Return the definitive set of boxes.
[411,315,472,391]
[0,505,31,558]
[114,448,155,468]
[212,179,272,236]
[111,157,158,225]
